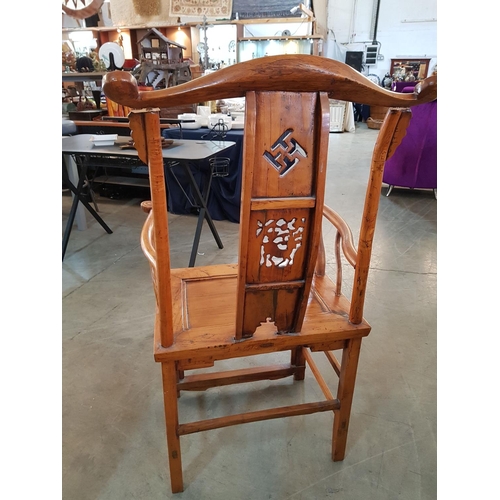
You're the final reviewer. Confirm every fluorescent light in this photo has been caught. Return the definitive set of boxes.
[68,31,94,42]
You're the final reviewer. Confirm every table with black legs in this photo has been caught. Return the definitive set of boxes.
[62,134,236,266]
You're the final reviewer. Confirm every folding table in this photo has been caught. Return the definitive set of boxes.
[62,134,236,265]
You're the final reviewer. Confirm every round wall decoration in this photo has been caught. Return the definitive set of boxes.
[62,0,104,19]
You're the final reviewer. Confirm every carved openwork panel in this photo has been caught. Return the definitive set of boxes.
[246,208,311,283]
[251,92,318,198]
[256,216,306,268]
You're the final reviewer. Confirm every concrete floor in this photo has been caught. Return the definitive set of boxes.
[62,123,437,499]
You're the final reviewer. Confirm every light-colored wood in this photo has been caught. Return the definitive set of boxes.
[178,400,340,435]
[303,348,335,401]
[291,346,306,380]
[234,90,329,338]
[322,205,357,267]
[177,364,297,392]
[154,265,370,364]
[161,362,183,493]
[315,231,326,277]
[101,55,437,494]
[102,55,437,110]
[130,110,174,347]
[332,338,362,461]
[235,91,256,338]
[325,351,341,377]
[250,197,316,210]
[349,108,412,324]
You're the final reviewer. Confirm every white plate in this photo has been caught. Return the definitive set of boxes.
[98,42,125,70]
[90,134,117,146]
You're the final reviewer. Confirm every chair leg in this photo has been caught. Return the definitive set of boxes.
[385,185,394,197]
[176,368,184,398]
[291,347,306,380]
[332,338,362,461]
[161,362,184,493]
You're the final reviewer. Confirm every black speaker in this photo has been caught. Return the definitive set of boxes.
[345,51,363,72]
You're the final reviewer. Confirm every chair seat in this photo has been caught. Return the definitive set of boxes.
[153,264,371,365]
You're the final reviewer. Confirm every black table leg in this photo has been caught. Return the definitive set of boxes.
[180,161,223,267]
[62,157,113,261]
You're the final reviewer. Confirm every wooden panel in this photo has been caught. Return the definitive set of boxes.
[234,91,329,339]
[183,275,237,330]
[251,92,317,198]
[250,197,316,210]
[246,207,311,283]
[243,287,301,335]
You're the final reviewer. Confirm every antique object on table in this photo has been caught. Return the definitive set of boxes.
[390,58,430,82]
[136,28,192,89]
[103,55,437,494]
[195,16,213,71]
[98,42,125,71]
[75,56,95,72]
[382,72,393,89]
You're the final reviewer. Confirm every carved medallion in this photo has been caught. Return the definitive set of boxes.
[263,129,307,177]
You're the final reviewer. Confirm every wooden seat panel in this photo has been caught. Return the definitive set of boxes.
[154,264,371,363]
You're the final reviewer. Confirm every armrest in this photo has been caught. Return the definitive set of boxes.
[141,211,159,304]
[317,204,358,297]
[322,205,357,267]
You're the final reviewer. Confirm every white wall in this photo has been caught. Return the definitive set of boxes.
[326,0,437,81]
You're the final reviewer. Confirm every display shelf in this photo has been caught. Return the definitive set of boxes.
[237,35,321,61]
[62,17,312,32]
[238,35,322,41]
[92,175,150,188]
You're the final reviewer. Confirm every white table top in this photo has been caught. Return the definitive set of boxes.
[62,134,236,161]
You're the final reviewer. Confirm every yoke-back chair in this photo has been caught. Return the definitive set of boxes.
[103,55,437,494]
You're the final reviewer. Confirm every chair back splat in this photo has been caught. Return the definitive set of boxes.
[103,55,437,494]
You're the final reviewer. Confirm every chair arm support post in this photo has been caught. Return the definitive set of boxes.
[139,110,175,347]
[349,108,412,324]
[315,230,326,277]
[141,211,160,305]
[322,206,357,267]
[335,232,343,296]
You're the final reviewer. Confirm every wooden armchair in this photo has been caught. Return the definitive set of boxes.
[103,55,437,494]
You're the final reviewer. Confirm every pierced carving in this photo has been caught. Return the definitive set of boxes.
[263,129,307,176]
[256,217,306,268]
